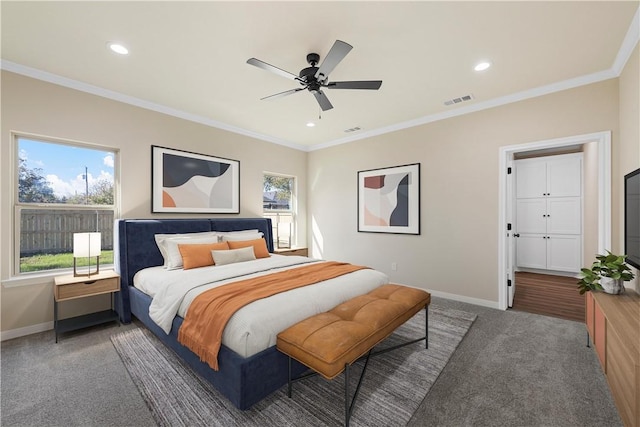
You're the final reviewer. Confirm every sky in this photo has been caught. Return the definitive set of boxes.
[19,138,114,198]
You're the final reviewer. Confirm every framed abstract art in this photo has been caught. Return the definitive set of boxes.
[357,163,420,234]
[151,145,240,213]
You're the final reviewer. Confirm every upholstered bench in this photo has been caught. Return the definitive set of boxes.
[276,283,431,426]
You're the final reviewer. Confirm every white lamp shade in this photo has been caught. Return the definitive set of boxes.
[73,232,102,257]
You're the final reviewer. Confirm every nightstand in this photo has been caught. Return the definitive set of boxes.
[274,247,308,257]
[53,270,120,342]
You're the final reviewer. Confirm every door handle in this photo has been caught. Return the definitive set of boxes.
[514,233,520,237]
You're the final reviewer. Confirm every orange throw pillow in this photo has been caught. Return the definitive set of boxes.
[227,238,270,259]
[178,241,229,270]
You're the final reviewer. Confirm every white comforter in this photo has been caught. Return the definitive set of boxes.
[134,255,389,357]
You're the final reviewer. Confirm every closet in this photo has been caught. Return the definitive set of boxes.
[515,153,582,273]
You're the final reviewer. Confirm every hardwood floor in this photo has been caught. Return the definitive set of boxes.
[512,272,585,322]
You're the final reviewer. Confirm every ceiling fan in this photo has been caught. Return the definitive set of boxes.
[247,40,382,111]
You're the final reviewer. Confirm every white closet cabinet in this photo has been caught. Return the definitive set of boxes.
[515,153,582,273]
[516,155,582,199]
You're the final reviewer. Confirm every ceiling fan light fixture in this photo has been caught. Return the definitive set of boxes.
[247,39,381,112]
[474,61,491,71]
[108,42,129,55]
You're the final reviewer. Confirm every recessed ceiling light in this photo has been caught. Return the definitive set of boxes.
[306,122,315,127]
[474,61,491,72]
[108,42,129,55]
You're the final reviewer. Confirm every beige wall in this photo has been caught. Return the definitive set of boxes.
[308,79,622,305]
[0,71,307,333]
[618,44,640,292]
[2,41,638,335]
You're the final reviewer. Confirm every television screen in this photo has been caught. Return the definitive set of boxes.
[625,168,640,269]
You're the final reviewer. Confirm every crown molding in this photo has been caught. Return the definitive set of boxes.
[309,68,618,151]
[612,6,640,76]
[0,60,306,152]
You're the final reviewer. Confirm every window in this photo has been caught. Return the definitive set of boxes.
[15,135,117,275]
[263,173,295,249]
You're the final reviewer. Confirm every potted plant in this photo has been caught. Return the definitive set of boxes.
[577,251,636,295]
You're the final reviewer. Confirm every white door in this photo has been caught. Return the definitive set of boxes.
[547,235,582,272]
[507,159,515,307]
[516,199,546,234]
[516,161,547,198]
[514,153,583,273]
[516,234,547,270]
[547,156,582,197]
[547,197,581,235]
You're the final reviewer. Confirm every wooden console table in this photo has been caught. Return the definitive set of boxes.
[586,289,640,426]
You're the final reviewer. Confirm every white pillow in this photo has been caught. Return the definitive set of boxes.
[220,232,264,242]
[211,246,256,266]
[217,229,259,238]
[165,237,221,270]
[221,229,259,233]
[154,231,220,267]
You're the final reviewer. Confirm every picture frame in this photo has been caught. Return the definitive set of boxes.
[357,163,420,234]
[151,145,240,214]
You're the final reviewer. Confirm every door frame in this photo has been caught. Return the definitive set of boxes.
[497,131,611,310]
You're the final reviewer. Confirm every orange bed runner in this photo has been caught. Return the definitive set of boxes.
[177,261,369,370]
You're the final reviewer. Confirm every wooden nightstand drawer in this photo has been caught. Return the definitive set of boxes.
[55,277,119,301]
[275,248,308,257]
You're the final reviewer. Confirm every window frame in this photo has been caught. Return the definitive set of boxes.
[263,172,297,249]
[11,132,120,278]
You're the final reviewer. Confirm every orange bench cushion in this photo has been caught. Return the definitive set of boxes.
[276,284,431,379]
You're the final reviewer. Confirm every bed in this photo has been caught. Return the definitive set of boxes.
[113,218,388,410]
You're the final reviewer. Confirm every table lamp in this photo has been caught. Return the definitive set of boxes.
[73,232,101,277]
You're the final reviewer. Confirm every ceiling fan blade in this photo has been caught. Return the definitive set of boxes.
[313,90,334,111]
[326,80,383,90]
[314,40,353,82]
[260,87,306,101]
[247,58,299,81]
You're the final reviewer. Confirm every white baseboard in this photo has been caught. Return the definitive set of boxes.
[426,289,500,310]
[395,282,500,310]
[1,321,53,342]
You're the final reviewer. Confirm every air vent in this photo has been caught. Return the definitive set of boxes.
[344,126,362,133]
[444,94,474,106]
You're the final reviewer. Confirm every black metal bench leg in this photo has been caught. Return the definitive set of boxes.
[345,362,350,427]
[344,349,373,426]
[425,306,429,349]
[288,356,292,398]
[587,331,590,348]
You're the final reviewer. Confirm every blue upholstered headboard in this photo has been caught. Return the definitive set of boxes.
[114,218,273,323]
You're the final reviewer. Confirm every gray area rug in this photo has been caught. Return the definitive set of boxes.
[111,306,476,426]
